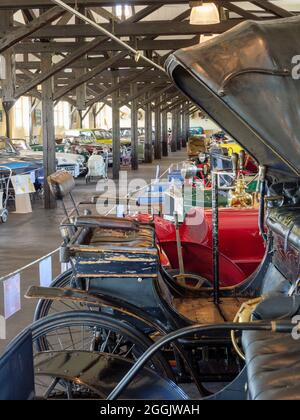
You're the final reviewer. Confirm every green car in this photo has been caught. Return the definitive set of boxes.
[31,144,65,153]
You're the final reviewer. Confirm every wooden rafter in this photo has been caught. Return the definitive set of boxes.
[0,6,65,54]
[250,1,295,18]
[15,19,246,38]
[15,37,108,98]
[53,50,128,100]
[0,0,295,108]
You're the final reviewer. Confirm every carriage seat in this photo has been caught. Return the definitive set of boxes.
[252,295,300,321]
[74,215,155,248]
[48,171,76,200]
[241,294,300,400]
[242,330,300,400]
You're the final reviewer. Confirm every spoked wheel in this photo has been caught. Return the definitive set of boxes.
[31,311,173,399]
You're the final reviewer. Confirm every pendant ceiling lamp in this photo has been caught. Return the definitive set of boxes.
[190,1,220,25]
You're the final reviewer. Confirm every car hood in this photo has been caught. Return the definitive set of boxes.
[0,155,42,172]
[166,16,300,181]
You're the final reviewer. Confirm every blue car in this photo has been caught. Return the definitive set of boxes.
[0,137,44,187]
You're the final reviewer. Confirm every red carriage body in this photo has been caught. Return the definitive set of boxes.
[153,208,264,287]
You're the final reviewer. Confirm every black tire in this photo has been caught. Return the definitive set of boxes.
[0,209,8,223]
[31,310,173,398]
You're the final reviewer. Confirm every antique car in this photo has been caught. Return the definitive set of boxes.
[63,129,114,166]
[0,137,43,186]
[64,128,113,145]
[120,127,145,161]
[5,16,300,400]
[31,142,65,153]
[11,138,86,178]
[154,208,264,287]
[188,127,204,137]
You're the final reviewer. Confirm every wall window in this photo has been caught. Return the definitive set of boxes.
[54,101,70,129]
[14,97,30,133]
[116,4,131,20]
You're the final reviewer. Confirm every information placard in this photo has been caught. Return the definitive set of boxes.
[11,174,35,195]
[3,274,21,320]
[39,256,53,287]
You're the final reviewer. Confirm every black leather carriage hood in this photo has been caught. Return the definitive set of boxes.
[165,16,300,181]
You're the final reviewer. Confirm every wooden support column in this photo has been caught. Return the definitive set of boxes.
[144,94,153,164]
[154,99,162,160]
[131,83,139,171]
[171,109,177,153]
[176,106,182,151]
[161,109,168,157]
[182,104,190,148]
[75,7,87,111]
[0,10,16,136]
[112,71,120,180]
[78,110,83,128]
[41,53,56,209]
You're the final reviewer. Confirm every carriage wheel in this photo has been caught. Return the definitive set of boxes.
[32,311,173,399]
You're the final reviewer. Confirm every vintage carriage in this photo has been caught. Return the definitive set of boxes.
[3,15,300,400]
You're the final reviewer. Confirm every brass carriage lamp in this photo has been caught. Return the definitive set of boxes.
[189,1,220,25]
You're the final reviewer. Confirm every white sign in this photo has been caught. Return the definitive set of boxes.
[39,256,53,287]
[3,274,21,320]
[61,262,72,274]
[0,316,5,339]
[30,171,36,184]
[11,174,36,195]
[155,165,160,181]
[116,205,125,218]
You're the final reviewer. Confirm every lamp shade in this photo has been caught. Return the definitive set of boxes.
[190,3,220,25]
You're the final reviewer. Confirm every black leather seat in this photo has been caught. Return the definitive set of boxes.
[243,330,300,400]
[252,296,300,321]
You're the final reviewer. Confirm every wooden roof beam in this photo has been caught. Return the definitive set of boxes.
[21,19,246,38]
[0,6,66,54]
[0,1,263,9]
[14,38,197,53]
[15,36,107,98]
[86,68,151,107]
[251,1,295,18]
[53,50,128,101]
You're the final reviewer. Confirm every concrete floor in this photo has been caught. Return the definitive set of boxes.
[0,149,187,352]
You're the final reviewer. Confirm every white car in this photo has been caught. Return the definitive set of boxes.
[12,139,86,178]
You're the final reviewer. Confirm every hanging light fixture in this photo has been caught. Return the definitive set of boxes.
[190,1,220,25]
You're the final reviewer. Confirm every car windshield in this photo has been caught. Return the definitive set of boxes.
[189,127,204,135]
[121,129,131,137]
[93,130,110,140]
[12,139,30,152]
[0,138,17,156]
[78,131,95,143]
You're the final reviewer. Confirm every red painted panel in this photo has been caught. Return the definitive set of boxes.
[154,208,265,287]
